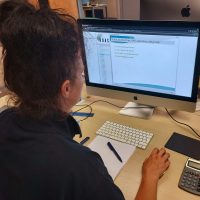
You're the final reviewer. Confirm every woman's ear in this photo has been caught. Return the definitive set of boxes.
[60,80,71,99]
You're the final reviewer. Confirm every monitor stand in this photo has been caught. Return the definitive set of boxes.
[119,102,154,119]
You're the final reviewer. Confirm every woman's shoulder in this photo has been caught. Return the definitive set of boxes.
[0,106,17,123]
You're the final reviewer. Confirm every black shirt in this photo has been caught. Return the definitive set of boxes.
[0,108,125,200]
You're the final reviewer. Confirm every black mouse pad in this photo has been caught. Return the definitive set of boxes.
[165,132,200,160]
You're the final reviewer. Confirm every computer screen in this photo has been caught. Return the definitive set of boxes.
[140,0,200,21]
[78,19,200,116]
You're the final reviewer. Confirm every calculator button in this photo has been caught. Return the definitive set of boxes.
[184,184,188,188]
[192,183,197,187]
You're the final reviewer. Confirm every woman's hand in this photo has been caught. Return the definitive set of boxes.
[142,148,170,183]
[135,148,170,200]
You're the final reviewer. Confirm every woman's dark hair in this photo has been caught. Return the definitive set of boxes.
[0,1,28,30]
[0,0,80,118]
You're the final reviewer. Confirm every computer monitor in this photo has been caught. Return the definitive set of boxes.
[78,19,200,118]
[140,0,200,21]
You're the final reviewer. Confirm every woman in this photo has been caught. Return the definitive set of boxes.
[0,1,170,200]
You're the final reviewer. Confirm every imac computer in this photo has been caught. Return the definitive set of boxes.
[140,0,200,21]
[78,19,200,118]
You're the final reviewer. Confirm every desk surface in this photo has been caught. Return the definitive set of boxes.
[0,94,200,200]
[74,95,200,200]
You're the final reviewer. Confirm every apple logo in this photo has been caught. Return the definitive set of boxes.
[181,5,191,17]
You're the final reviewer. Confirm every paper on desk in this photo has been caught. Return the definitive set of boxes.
[88,136,136,180]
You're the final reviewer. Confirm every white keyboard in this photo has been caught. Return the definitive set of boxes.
[96,121,154,149]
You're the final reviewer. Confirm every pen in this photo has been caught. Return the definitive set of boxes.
[71,112,94,117]
[107,142,123,163]
[80,136,90,145]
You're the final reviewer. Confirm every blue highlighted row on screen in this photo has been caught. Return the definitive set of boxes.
[124,83,175,91]
[110,35,135,43]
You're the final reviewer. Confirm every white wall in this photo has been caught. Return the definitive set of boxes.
[107,0,119,18]
[101,0,140,19]
[121,0,140,20]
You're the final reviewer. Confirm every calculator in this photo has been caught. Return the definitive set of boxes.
[178,158,200,196]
